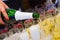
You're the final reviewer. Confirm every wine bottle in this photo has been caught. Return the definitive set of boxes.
[6,9,39,21]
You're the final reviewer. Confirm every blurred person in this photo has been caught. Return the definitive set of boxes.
[52,0,59,7]
[46,0,55,12]
[46,0,60,13]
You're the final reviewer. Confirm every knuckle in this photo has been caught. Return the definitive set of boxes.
[2,10,5,12]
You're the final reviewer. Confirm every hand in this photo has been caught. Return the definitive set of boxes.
[0,0,9,24]
[47,9,54,13]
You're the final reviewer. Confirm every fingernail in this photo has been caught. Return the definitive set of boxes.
[6,17,9,20]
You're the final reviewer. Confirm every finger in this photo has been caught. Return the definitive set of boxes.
[1,7,9,20]
[0,1,9,9]
[0,14,5,24]
[2,2,9,9]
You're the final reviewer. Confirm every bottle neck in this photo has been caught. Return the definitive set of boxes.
[33,12,39,19]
